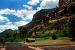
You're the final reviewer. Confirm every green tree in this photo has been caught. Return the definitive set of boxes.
[69,16,75,40]
[1,29,15,42]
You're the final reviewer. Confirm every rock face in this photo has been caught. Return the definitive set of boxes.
[18,0,75,36]
[59,0,73,7]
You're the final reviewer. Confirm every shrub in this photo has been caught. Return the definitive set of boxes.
[52,33,57,40]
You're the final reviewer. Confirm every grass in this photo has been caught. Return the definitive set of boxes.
[26,39,75,46]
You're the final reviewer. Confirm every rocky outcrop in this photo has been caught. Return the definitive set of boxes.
[18,0,75,36]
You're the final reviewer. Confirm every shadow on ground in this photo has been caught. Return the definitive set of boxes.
[0,43,34,50]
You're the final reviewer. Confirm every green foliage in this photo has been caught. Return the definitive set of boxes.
[0,29,24,42]
[56,31,68,37]
[34,32,51,39]
[69,16,75,39]
[0,29,14,44]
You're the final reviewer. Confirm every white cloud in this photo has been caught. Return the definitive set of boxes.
[0,9,16,15]
[37,7,41,11]
[23,14,33,20]
[0,30,2,32]
[0,22,17,31]
[14,21,29,26]
[0,8,36,32]
[0,15,9,22]
[0,21,29,32]
[28,0,40,6]
[38,0,59,9]
[15,10,36,20]
[23,5,33,10]
[0,8,35,20]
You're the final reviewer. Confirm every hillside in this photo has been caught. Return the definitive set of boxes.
[18,1,75,38]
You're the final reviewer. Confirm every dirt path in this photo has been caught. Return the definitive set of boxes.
[1,43,75,50]
[42,45,75,50]
[32,44,75,50]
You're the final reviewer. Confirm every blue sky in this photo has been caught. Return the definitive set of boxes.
[0,0,29,9]
[0,0,59,32]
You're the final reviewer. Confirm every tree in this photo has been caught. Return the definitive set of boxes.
[0,32,7,46]
[1,29,15,42]
[69,16,75,40]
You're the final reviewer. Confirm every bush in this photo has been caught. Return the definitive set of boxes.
[52,33,57,40]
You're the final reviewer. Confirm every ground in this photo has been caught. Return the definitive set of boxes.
[1,39,75,50]
[26,39,75,50]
